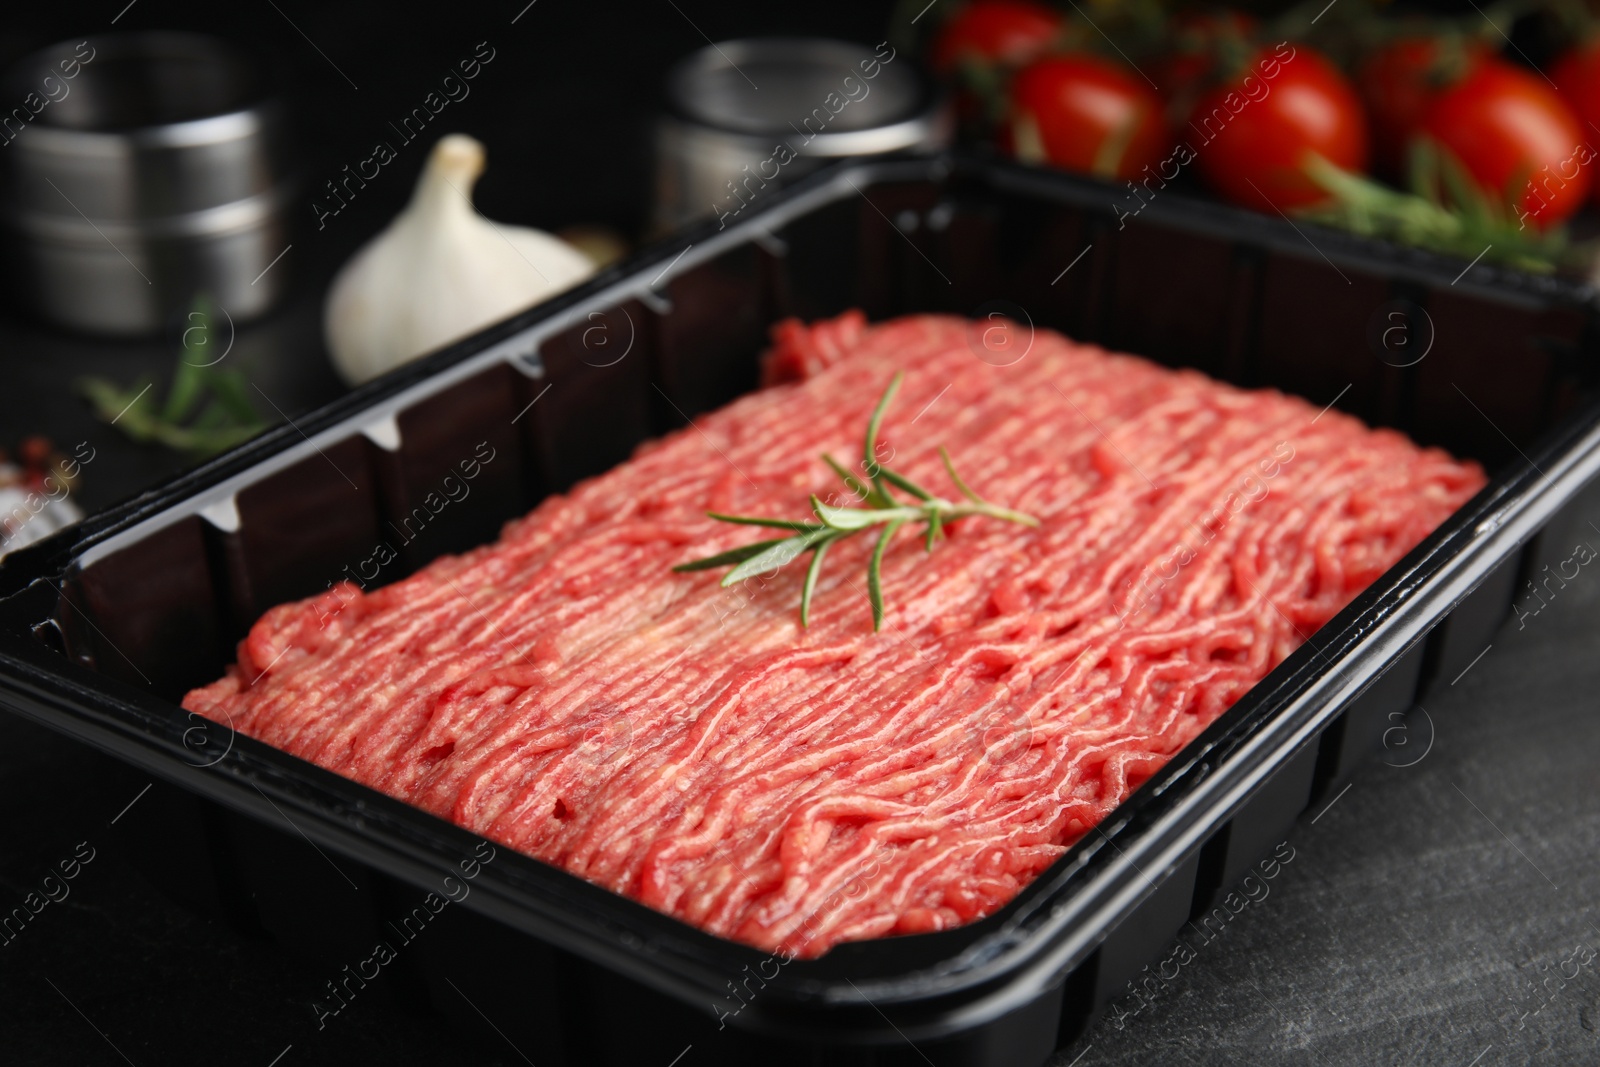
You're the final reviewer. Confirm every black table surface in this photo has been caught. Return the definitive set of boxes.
[2,2,1598,1065]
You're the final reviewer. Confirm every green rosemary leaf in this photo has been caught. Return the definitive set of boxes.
[863,370,904,499]
[705,511,821,532]
[811,495,896,531]
[878,466,933,502]
[672,538,790,572]
[78,376,154,431]
[939,446,985,504]
[205,368,266,425]
[987,504,1042,528]
[821,453,883,506]
[1299,154,1567,274]
[1407,138,1440,203]
[163,358,207,425]
[671,374,1039,629]
[77,297,268,459]
[1438,144,1493,227]
[721,528,831,587]
[800,536,834,627]
[868,519,905,631]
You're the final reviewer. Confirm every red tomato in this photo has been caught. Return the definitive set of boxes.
[1008,54,1171,180]
[931,0,1064,75]
[1552,39,1600,206]
[1187,43,1369,211]
[1361,36,1491,176]
[1422,59,1591,229]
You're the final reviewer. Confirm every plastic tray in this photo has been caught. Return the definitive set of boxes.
[2,154,1598,1066]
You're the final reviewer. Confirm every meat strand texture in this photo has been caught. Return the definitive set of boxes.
[183,312,1486,957]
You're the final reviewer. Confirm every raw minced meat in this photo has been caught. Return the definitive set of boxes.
[183,312,1485,957]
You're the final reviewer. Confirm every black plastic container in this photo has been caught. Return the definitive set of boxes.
[2,155,1599,1066]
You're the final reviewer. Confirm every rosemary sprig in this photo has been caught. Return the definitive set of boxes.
[672,372,1039,631]
[77,297,269,457]
[1294,150,1586,274]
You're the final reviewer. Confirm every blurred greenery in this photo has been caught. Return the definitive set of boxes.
[907,0,1600,275]
[77,297,270,458]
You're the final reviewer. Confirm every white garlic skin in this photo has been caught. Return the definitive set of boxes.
[324,133,595,386]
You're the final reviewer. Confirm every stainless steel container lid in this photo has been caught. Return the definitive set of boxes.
[0,32,291,224]
[664,37,942,157]
[0,32,297,335]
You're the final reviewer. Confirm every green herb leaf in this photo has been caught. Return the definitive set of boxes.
[204,368,262,425]
[672,538,791,573]
[822,453,874,503]
[811,495,895,531]
[1407,138,1439,202]
[800,536,834,627]
[1436,142,1495,227]
[878,466,934,502]
[673,375,1040,629]
[1298,154,1578,275]
[939,446,985,504]
[704,512,821,532]
[868,519,904,632]
[77,295,268,458]
[863,370,904,501]
[721,528,832,587]
[164,358,206,425]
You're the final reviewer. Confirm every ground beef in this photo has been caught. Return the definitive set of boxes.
[183,312,1485,958]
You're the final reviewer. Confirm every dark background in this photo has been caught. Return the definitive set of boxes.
[0,0,912,513]
[0,2,1597,1065]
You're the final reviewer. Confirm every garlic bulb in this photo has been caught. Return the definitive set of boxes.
[324,134,595,385]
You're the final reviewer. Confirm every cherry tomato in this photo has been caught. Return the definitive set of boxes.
[1008,54,1170,181]
[1552,38,1600,206]
[931,0,1064,75]
[1187,43,1369,212]
[1361,35,1491,177]
[1421,59,1590,229]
